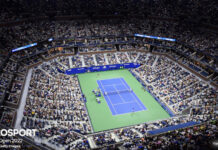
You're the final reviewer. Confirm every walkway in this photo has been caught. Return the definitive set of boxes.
[15,68,33,129]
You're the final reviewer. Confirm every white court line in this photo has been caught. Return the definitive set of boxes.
[113,101,135,106]
[99,80,118,115]
[119,78,131,91]
[98,78,123,86]
[113,84,126,103]
[103,84,124,87]
[129,92,145,110]
[119,78,145,110]
[99,78,121,82]
[112,109,145,116]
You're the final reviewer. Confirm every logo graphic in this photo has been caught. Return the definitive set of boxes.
[0,129,37,137]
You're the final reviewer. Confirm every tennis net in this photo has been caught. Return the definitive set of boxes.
[104,89,132,96]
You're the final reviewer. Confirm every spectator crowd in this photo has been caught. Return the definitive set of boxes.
[0,1,217,148]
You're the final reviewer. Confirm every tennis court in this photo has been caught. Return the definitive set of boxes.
[97,78,147,115]
[78,69,170,132]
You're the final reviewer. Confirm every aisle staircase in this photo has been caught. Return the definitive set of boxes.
[92,54,98,66]
[152,55,159,67]
[81,55,86,67]
[69,56,73,68]
[104,53,109,64]
[134,52,140,62]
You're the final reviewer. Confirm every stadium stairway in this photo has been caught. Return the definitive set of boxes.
[104,53,109,64]
[87,136,97,149]
[15,68,33,129]
[68,139,85,149]
[152,55,159,67]
[115,53,121,63]
[111,132,121,142]
[92,54,98,66]
[69,56,73,68]
[133,52,140,62]
[56,60,68,69]
[114,53,120,64]
[39,66,54,78]
[131,129,143,138]
[81,55,86,67]
[125,52,131,62]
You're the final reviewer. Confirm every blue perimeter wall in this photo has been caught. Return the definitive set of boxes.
[148,121,200,135]
[58,63,141,75]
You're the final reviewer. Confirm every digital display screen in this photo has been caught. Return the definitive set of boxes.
[48,38,53,42]
[134,34,176,42]
[12,43,37,53]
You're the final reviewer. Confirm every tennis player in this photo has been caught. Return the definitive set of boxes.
[132,107,135,113]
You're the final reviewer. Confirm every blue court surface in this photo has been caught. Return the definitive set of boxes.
[97,78,147,115]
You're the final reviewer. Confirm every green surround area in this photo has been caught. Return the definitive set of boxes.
[78,69,170,132]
